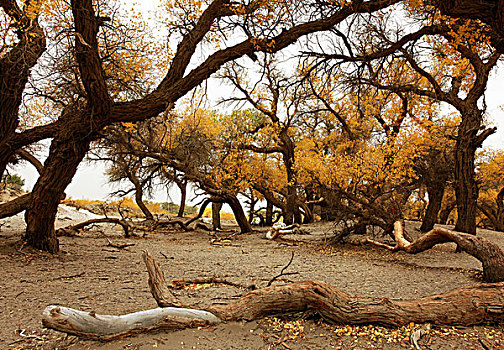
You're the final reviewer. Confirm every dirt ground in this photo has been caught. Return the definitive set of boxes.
[1,206,504,350]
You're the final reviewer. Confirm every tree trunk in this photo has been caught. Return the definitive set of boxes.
[439,200,455,225]
[42,305,219,340]
[454,131,478,234]
[420,181,445,232]
[453,113,495,234]
[0,13,46,178]
[284,186,296,225]
[128,172,154,221]
[177,180,187,218]
[225,195,252,234]
[24,137,91,253]
[212,202,222,230]
[265,200,273,226]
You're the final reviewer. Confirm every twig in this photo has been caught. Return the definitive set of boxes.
[479,338,491,350]
[171,277,255,291]
[267,252,299,287]
[51,272,86,281]
[106,239,135,249]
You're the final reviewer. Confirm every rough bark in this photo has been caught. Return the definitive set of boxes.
[142,250,186,308]
[212,202,222,230]
[366,221,504,282]
[453,121,479,234]
[24,137,91,253]
[42,281,504,340]
[420,181,445,232]
[0,193,31,219]
[225,195,252,233]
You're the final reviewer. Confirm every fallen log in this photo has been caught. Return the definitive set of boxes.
[365,221,504,282]
[0,193,31,219]
[42,281,504,340]
[265,224,308,240]
[42,251,504,340]
[56,218,131,237]
[42,306,220,340]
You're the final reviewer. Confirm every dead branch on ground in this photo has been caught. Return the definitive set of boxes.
[42,250,504,340]
[365,221,504,282]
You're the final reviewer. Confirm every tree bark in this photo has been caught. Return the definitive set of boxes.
[265,200,273,226]
[225,195,252,234]
[453,126,479,234]
[0,2,46,177]
[212,202,222,230]
[126,170,154,221]
[24,137,91,253]
[142,250,186,308]
[420,181,445,232]
[177,179,187,218]
[0,193,31,219]
[43,281,504,340]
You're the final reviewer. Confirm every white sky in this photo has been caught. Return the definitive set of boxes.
[10,1,504,202]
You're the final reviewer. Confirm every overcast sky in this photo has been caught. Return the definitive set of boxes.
[10,1,504,202]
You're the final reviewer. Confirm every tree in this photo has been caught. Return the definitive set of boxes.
[0,0,46,176]
[3,0,402,252]
[310,8,500,234]
[477,149,504,231]
[103,109,254,233]
[437,0,504,53]
[220,59,307,224]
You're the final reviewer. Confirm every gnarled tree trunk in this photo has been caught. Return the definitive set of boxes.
[225,195,252,234]
[212,202,222,230]
[420,181,445,232]
[453,127,479,234]
[24,137,91,253]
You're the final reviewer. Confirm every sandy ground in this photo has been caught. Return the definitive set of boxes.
[1,205,504,349]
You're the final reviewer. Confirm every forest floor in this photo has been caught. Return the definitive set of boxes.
[1,204,504,349]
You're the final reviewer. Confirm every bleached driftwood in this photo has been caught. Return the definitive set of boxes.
[265,223,306,240]
[42,305,220,340]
